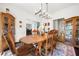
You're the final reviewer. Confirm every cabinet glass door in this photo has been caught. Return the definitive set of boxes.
[76,20,79,45]
[3,16,8,37]
[65,22,73,42]
[11,18,15,35]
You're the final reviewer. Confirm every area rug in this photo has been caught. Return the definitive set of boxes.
[49,42,76,56]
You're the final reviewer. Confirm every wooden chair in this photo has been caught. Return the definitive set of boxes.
[39,33,47,55]
[1,34,8,54]
[58,32,65,43]
[40,32,50,56]
[34,33,47,56]
[44,29,58,55]
[5,31,35,56]
[52,30,58,48]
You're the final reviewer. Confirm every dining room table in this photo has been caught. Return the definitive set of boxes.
[19,34,47,55]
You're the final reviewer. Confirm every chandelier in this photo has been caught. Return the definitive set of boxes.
[35,3,52,19]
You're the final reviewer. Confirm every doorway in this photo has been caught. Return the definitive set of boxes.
[26,24,32,35]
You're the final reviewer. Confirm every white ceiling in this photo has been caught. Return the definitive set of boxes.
[0,3,78,21]
[0,3,78,14]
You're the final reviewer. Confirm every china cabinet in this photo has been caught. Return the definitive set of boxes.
[64,16,79,48]
[0,12,15,51]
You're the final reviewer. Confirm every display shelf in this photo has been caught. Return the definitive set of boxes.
[64,16,79,48]
[0,12,15,51]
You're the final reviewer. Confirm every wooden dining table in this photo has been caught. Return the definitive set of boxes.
[19,34,47,55]
[20,34,47,44]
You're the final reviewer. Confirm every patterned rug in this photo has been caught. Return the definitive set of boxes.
[49,42,76,56]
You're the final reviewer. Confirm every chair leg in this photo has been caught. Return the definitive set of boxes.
[38,42,42,55]
[45,47,47,56]
[45,41,48,56]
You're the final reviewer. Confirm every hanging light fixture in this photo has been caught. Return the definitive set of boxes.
[35,3,52,19]
[46,3,48,18]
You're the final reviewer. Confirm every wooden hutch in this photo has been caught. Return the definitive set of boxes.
[64,16,79,48]
[0,12,15,52]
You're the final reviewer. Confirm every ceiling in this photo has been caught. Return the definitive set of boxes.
[0,3,78,21]
[0,3,78,13]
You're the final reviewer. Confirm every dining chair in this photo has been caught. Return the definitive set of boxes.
[5,31,35,56]
[37,33,46,56]
[45,31,54,55]
[44,29,58,55]
[1,34,8,54]
[58,32,65,43]
[32,30,47,56]
[38,33,47,56]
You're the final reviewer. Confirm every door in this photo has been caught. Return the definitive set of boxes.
[26,24,32,35]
